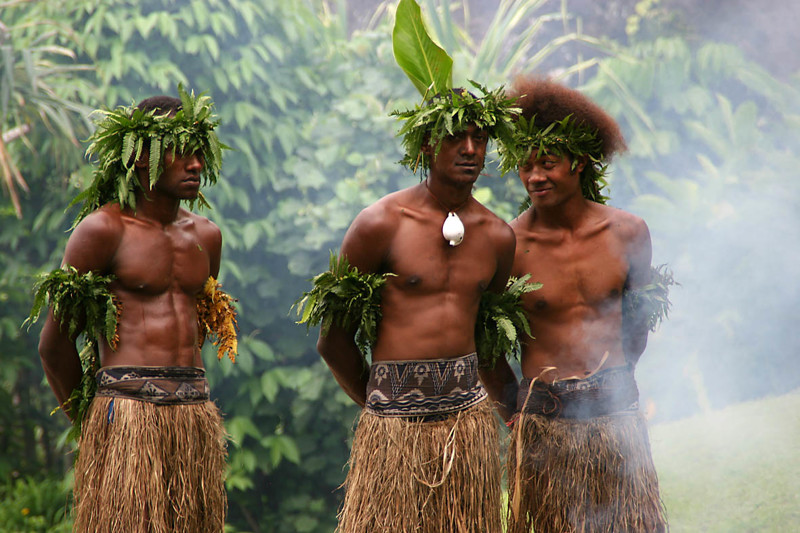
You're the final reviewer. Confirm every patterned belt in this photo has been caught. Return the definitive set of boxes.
[95,366,210,405]
[365,353,487,418]
[517,364,639,419]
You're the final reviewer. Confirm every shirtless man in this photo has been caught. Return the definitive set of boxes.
[502,76,667,533]
[37,93,229,533]
[315,89,517,532]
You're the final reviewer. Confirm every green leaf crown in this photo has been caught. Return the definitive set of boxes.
[71,85,225,222]
[391,81,519,174]
[390,0,517,174]
[500,114,610,204]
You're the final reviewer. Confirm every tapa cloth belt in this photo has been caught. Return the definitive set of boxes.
[365,352,487,418]
[517,363,639,419]
[95,365,210,405]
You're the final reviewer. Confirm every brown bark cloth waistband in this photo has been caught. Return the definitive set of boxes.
[517,364,639,419]
[366,352,487,418]
[95,366,210,405]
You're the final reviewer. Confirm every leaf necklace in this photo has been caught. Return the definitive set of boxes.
[424,180,469,246]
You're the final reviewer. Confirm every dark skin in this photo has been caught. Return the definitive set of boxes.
[38,148,221,419]
[317,124,519,420]
[511,151,652,381]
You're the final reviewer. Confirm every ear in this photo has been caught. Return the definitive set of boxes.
[573,156,588,175]
[420,134,433,157]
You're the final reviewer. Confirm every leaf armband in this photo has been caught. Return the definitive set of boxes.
[475,275,541,368]
[26,266,120,439]
[293,252,394,356]
[197,277,239,363]
[623,264,677,332]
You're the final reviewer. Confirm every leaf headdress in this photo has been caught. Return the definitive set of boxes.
[499,113,610,204]
[71,85,225,223]
[390,0,518,174]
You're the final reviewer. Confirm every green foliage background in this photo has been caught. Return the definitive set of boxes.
[1,1,798,531]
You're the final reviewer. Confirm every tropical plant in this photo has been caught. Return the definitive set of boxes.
[0,476,73,533]
[0,0,94,217]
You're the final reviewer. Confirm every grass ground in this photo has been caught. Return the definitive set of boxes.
[650,389,800,532]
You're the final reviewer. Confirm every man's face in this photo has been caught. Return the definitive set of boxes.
[151,148,205,200]
[518,150,585,208]
[425,124,488,185]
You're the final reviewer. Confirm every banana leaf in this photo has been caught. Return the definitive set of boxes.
[392,0,452,98]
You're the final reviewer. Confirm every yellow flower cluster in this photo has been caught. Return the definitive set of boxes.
[197,276,239,362]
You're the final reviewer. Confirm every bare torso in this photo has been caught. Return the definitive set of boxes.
[511,202,649,379]
[352,184,514,361]
[69,204,221,368]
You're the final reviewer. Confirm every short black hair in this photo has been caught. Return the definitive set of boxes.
[136,95,182,115]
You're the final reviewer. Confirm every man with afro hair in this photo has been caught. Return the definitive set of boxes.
[500,76,668,533]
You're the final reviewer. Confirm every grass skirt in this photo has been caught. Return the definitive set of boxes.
[73,396,227,532]
[507,411,667,533]
[338,399,501,533]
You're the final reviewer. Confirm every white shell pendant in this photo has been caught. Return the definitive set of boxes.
[442,212,465,246]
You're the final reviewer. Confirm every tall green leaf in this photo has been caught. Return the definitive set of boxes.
[392,0,452,98]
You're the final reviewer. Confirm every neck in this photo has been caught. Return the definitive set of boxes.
[424,176,472,213]
[132,191,182,226]
[529,194,590,230]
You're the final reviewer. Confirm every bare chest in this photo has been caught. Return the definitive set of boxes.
[111,220,211,295]
[385,216,496,297]
[515,231,628,314]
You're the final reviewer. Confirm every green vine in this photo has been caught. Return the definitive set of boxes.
[475,274,541,368]
[293,252,395,356]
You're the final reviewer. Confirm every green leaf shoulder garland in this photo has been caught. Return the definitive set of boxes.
[475,274,542,368]
[293,253,395,358]
[26,267,120,440]
[623,264,677,332]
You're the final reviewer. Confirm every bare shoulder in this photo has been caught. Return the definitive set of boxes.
[340,190,408,271]
[63,204,126,272]
[595,203,650,243]
[68,205,127,251]
[180,208,221,237]
[596,204,652,271]
[473,200,514,247]
[345,191,405,244]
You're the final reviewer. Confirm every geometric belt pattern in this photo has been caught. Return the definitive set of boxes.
[94,366,210,405]
[518,363,640,419]
[366,352,487,418]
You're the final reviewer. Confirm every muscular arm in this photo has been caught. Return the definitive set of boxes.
[622,217,653,365]
[38,210,121,419]
[316,206,392,407]
[477,222,519,421]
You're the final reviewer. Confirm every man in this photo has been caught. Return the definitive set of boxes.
[501,76,668,533]
[313,87,518,532]
[37,90,231,533]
